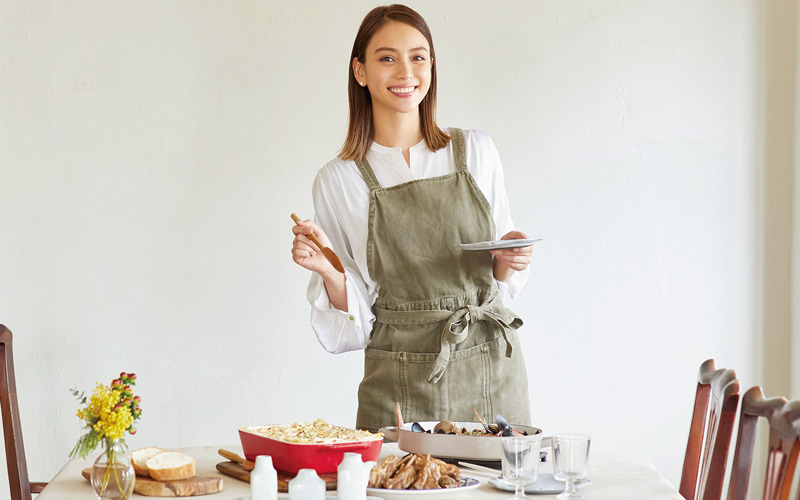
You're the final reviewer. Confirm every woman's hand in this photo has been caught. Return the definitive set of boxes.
[291,218,339,276]
[491,230,533,282]
[292,217,348,310]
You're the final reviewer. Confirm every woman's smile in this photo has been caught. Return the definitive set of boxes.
[389,85,418,96]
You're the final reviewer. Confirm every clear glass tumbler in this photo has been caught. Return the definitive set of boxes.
[552,434,591,500]
[500,434,543,499]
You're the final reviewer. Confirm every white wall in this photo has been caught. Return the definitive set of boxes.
[0,1,775,498]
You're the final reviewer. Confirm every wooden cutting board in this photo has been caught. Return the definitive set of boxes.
[215,461,337,492]
[81,469,223,497]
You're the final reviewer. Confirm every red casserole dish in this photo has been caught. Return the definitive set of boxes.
[239,426,383,475]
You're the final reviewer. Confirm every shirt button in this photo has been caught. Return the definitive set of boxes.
[348,316,355,322]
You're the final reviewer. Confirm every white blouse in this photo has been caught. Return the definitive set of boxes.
[307,128,529,353]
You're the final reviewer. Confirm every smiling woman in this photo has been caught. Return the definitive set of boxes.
[289,4,536,434]
[351,20,433,159]
[340,4,447,162]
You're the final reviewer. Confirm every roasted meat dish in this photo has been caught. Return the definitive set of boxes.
[368,453,461,490]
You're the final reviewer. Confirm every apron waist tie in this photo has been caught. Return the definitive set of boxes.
[373,301,522,384]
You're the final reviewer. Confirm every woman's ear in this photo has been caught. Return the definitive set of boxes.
[352,57,366,86]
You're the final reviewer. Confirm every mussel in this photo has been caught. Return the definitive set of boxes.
[410,421,428,433]
[473,407,525,436]
[495,413,525,437]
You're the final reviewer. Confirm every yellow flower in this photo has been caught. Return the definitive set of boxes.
[70,372,141,460]
[75,383,135,440]
[96,406,134,440]
[86,384,118,420]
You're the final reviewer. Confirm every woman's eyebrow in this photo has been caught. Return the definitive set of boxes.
[374,46,429,54]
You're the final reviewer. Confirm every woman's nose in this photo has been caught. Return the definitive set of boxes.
[396,60,413,79]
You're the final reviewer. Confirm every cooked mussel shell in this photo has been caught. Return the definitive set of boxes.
[495,413,527,436]
[411,422,428,433]
[496,414,511,430]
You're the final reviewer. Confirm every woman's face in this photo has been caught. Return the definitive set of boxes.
[353,21,432,118]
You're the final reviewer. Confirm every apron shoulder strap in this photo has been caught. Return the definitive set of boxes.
[448,128,468,173]
[355,159,381,191]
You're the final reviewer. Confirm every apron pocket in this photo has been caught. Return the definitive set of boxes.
[359,331,531,428]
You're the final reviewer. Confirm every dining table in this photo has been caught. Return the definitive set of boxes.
[36,442,682,499]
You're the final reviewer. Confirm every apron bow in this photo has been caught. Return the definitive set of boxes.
[427,304,518,383]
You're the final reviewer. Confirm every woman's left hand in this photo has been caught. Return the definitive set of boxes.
[491,231,533,281]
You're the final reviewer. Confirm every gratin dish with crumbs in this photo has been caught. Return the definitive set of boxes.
[239,419,383,474]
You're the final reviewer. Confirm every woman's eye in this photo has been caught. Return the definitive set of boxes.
[413,55,426,61]
[380,56,395,62]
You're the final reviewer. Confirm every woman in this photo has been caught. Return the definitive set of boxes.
[291,4,534,432]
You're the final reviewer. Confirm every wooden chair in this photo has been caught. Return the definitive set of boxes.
[0,325,46,500]
[727,386,800,500]
[680,359,741,500]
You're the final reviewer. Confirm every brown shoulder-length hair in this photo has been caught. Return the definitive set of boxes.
[339,4,451,161]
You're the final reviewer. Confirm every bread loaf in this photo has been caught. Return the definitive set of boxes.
[131,446,164,476]
[146,451,196,481]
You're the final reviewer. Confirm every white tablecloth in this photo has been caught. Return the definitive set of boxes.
[37,443,682,499]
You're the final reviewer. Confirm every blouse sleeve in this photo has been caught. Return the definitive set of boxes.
[306,166,376,353]
[466,130,530,299]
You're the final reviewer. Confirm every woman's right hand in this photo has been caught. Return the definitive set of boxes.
[292,217,349,311]
[291,217,338,275]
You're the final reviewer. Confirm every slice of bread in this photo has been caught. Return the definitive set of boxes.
[131,446,164,476]
[146,451,196,481]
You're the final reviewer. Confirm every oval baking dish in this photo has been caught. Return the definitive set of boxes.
[379,421,543,460]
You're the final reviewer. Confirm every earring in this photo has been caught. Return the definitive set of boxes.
[360,82,365,86]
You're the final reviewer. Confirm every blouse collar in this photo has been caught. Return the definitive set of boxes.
[369,138,429,155]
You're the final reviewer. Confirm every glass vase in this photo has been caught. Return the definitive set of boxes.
[91,439,136,500]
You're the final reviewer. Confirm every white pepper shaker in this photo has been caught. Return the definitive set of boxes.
[338,452,376,500]
[288,468,325,500]
[250,455,278,500]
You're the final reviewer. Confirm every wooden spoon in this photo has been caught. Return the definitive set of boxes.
[291,213,345,273]
[471,406,493,434]
[218,449,255,471]
[395,401,405,430]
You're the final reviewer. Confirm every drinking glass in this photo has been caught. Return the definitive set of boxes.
[552,434,591,500]
[500,434,543,499]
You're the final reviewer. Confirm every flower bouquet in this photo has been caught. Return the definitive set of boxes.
[71,372,142,500]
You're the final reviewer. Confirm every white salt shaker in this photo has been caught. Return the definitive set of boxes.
[337,452,376,500]
[250,455,278,500]
[288,468,325,500]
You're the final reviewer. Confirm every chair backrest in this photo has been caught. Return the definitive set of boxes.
[727,386,800,500]
[680,359,741,500]
[0,324,37,500]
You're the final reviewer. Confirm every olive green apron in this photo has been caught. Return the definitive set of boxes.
[354,128,531,432]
